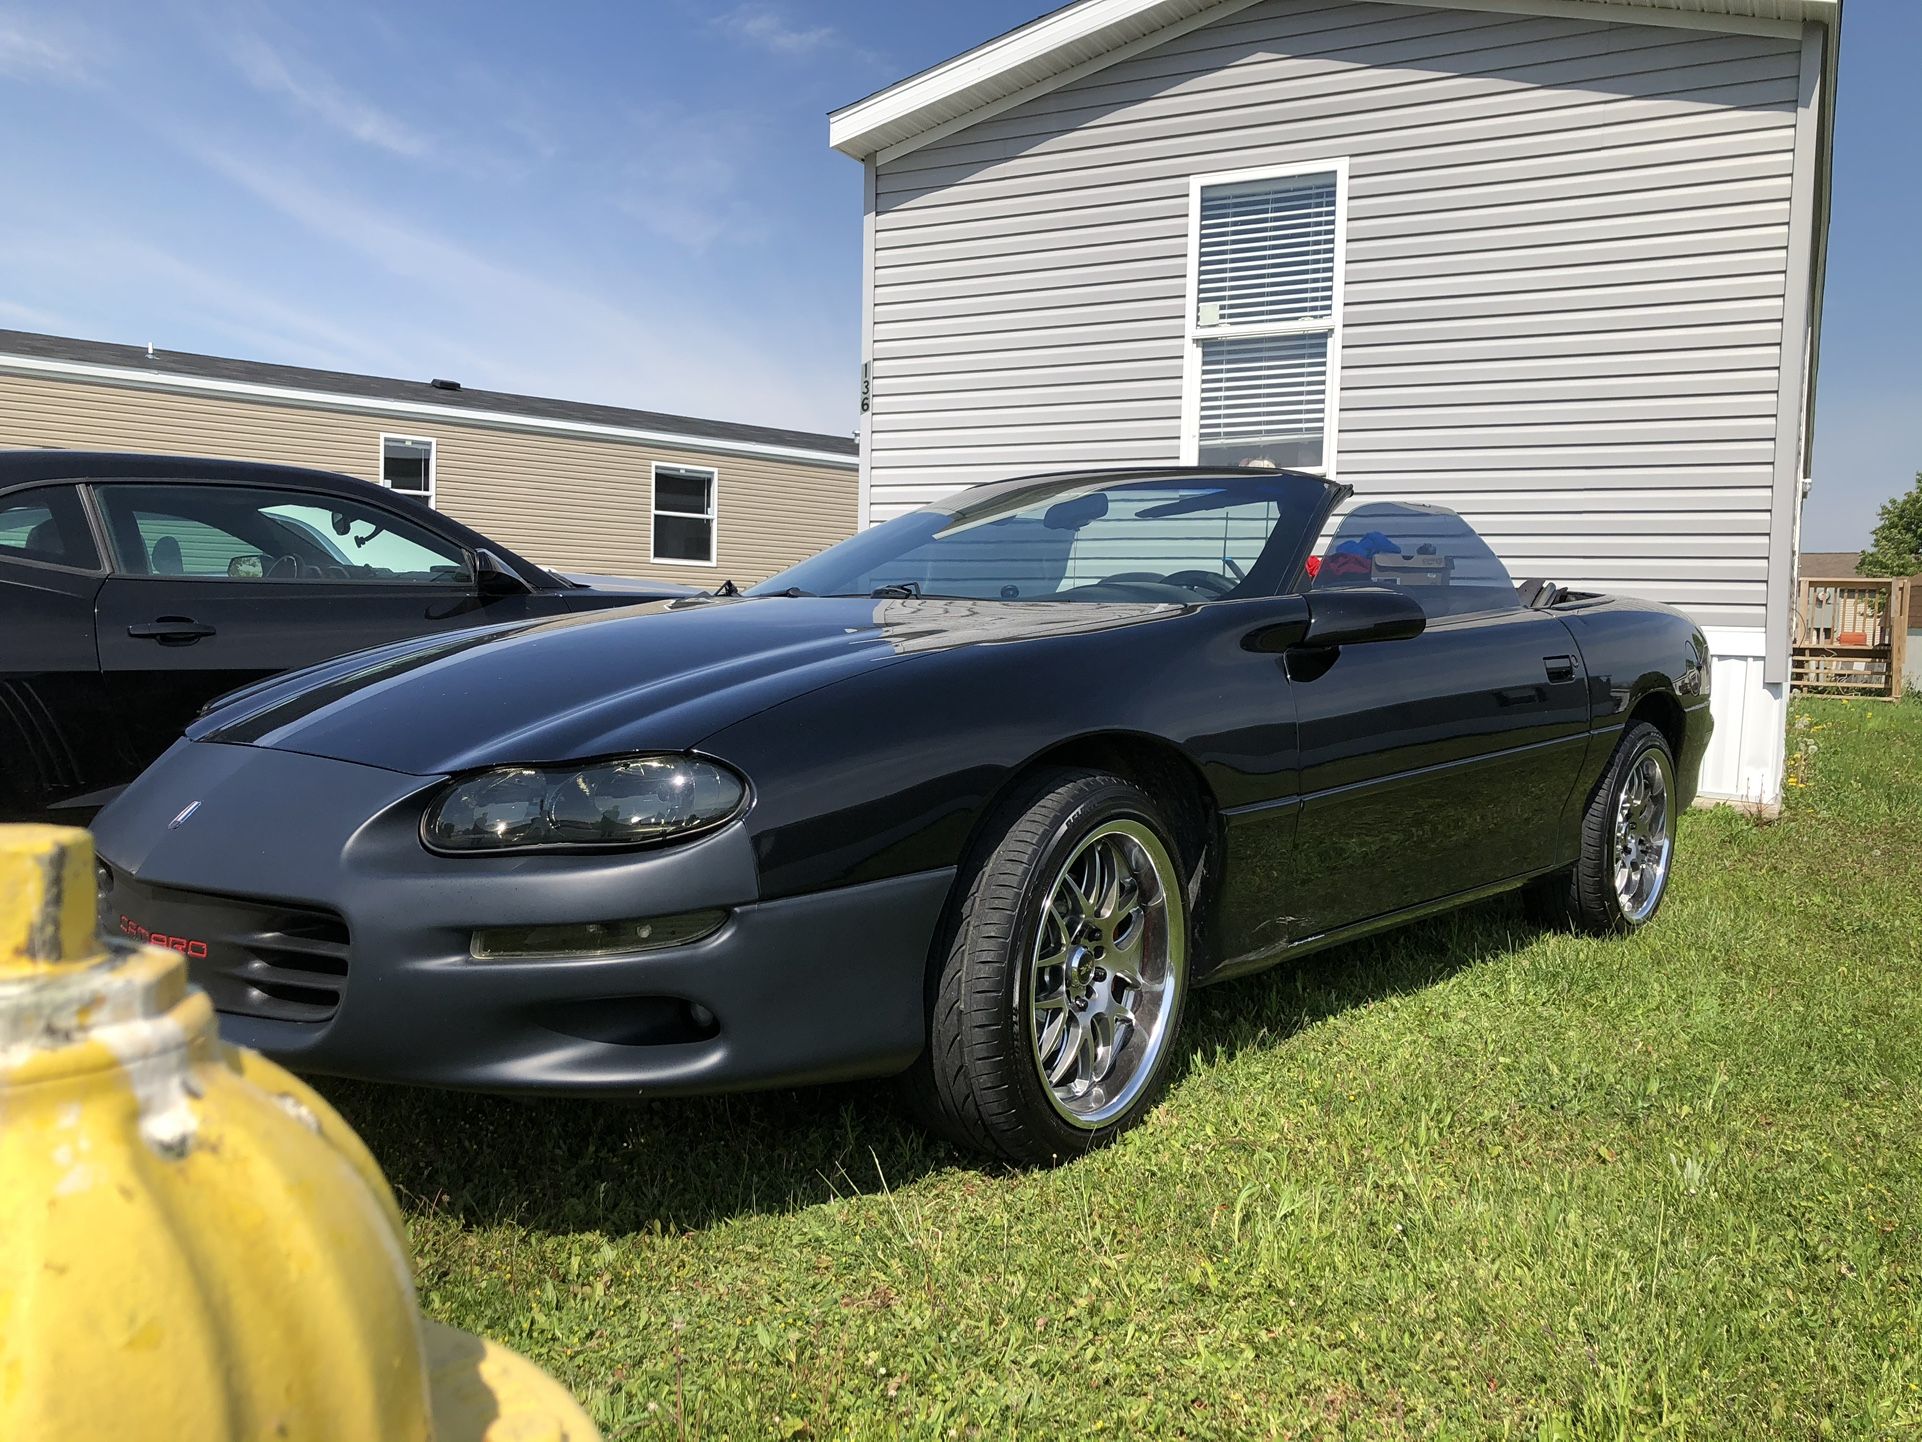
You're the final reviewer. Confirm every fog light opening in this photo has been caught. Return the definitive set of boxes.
[533,995,721,1047]
[470,909,728,961]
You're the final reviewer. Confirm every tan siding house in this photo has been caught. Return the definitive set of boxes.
[0,331,858,589]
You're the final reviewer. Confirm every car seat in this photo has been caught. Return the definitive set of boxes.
[23,520,64,563]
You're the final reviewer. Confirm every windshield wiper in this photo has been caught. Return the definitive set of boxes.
[870,582,921,598]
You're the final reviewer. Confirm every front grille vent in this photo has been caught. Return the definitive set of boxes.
[216,907,352,1023]
[99,868,351,1024]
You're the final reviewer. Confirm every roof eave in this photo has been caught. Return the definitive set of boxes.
[830,0,1842,163]
[829,0,1227,159]
[0,349,860,469]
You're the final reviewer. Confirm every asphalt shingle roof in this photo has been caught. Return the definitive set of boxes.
[1799,550,1863,579]
[0,328,858,460]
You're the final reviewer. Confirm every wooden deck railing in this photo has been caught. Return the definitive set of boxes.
[1792,575,1911,699]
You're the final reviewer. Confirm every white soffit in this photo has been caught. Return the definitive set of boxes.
[829,0,1840,161]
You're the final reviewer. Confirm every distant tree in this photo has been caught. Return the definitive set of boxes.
[1857,472,1922,577]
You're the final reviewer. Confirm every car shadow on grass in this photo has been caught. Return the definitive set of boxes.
[1177,892,1539,1071]
[315,892,1539,1237]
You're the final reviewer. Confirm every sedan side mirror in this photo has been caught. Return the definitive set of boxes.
[1300,586,1426,648]
[474,548,532,598]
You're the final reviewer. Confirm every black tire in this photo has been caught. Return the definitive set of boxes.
[905,768,1192,1165]
[1527,721,1678,936]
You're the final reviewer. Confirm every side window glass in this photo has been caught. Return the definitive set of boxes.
[96,484,473,585]
[1310,502,1520,620]
[1060,491,1280,590]
[0,485,100,571]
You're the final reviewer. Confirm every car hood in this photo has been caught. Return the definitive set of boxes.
[554,570,701,598]
[189,594,1180,776]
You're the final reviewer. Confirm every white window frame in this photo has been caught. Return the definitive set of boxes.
[649,461,719,567]
[378,433,437,507]
[1179,157,1349,479]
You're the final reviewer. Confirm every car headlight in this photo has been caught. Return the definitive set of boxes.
[422,755,748,854]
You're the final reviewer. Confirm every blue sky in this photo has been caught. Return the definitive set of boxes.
[0,1,1910,549]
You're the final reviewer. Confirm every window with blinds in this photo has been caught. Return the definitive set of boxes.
[652,463,717,564]
[1187,165,1345,474]
[380,435,436,506]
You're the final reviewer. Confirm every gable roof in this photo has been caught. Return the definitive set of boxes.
[0,328,857,466]
[1798,550,1863,579]
[829,0,1841,162]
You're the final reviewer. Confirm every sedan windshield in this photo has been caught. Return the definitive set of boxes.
[752,470,1340,603]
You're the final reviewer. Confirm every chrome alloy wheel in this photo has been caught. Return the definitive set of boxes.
[1028,819,1185,1128]
[1613,746,1673,924]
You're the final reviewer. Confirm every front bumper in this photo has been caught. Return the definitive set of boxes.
[93,741,949,1095]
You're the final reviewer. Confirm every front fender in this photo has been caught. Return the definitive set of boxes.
[695,598,1310,902]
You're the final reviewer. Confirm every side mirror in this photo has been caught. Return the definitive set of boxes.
[473,548,532,598]
[1299,586,1426,648]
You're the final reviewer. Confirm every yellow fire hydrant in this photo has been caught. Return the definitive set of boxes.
[0,825,601,1442]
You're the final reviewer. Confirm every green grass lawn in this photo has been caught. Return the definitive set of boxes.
[322,697,1922,1439]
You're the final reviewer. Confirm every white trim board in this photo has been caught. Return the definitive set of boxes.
[1702,625,1768,659]
[0,352,860,471]
[830,0,1838,163]
[834,0,1225,160]
[858,156,879,529]
[871,0,1266,168]
[1763,20,1827,687]
[1696,625,1787,809]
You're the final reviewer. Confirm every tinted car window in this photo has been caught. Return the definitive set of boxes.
[0,485,100,571]
[1311,502,1519,620]
[96,484,472,585]
[754,473,1335,603]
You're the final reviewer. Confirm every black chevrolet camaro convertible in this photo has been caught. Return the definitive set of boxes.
[93,468,1711,1162]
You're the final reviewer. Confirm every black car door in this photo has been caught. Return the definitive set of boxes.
[89,478,545,774]
[1283,504,1592,941]
[0,483,119,821]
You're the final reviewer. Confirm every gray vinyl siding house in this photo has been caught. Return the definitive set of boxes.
[832,0,1838,809]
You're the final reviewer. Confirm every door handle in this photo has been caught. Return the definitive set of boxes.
[127,617,217,644]
[1543,655,1577,683]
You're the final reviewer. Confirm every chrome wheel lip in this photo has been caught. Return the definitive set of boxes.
[1612,745,1673,925]
[1027,818,1186,1130]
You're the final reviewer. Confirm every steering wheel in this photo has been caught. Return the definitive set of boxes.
[1163,570,1237,598]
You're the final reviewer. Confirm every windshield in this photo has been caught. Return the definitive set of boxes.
[753,470,1340,603]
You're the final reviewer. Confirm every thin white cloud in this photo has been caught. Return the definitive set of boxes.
[614,105,772,253]
[169,130,847,431]
[0,228,404,374]
[221,28,433,159]
[711,3,837,56]
[0,13,98,82]
[0,297,75,333]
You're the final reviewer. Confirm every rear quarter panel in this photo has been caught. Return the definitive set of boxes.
[1553,598,1713,807]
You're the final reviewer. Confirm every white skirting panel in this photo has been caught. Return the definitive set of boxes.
[1696,626,1786,810]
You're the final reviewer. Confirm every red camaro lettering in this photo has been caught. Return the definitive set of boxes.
[119,916,208,959]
